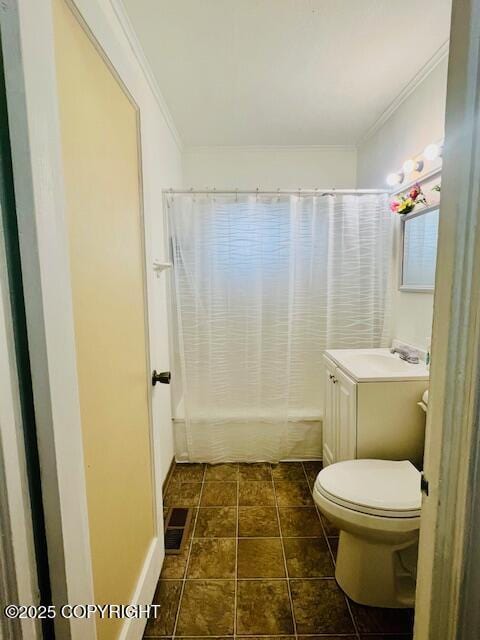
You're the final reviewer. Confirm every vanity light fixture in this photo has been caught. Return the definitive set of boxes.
[386,172,404,187]
[387,141,443,187]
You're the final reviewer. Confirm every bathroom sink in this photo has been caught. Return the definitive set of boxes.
[325,348,429,382]
[347,353,419,374]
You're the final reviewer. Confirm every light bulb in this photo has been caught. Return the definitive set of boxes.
[403,158,424,174]
[424,143,442,161]
[386,172,404,187]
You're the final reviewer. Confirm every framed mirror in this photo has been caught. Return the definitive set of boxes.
[399,204,439,292]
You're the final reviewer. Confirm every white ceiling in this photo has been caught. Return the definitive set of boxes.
[122,0,451,147]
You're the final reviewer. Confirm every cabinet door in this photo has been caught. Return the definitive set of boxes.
[335,368,357,461]
[323,358,337,466]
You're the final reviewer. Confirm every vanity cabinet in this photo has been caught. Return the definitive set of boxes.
[324,357,356,466]
[323,354,427,467]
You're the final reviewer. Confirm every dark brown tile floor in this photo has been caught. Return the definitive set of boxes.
[144,461,414,640]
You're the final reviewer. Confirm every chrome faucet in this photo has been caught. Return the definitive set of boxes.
[390,346,420,364]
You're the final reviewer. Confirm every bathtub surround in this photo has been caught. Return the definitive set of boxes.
[168,191,392,462]
[144,461,414,639]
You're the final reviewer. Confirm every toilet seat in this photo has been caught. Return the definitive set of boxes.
[315,459,421,519]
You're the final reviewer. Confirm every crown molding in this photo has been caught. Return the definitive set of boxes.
[184,144,357,153]
[358,40,450,147]
[108,0,183,151]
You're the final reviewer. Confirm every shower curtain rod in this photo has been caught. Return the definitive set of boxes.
[163,188,388,196]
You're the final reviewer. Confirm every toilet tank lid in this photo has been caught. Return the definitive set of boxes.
[316,459,421,513]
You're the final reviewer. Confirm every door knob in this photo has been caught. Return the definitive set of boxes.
[152,370,171,386]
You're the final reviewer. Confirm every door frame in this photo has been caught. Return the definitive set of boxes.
[414,0,480,638]
[0,192,40,640]
[1,1,97,637]
[1,0,167,638]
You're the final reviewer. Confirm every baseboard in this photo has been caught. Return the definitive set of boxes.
[162,456,175,494]
[118,537,163,640]
[280,457,323,462]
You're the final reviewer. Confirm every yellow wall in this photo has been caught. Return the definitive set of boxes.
[52,1,154,637]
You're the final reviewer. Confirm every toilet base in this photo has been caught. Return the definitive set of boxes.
[335,530,418,608]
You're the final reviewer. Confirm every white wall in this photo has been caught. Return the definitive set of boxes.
[183,145,357,189]
[357,57,449,350]
[144,99,182,483]
[92,0,183,481]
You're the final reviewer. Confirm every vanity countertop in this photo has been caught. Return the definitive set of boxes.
[325,348,430,383]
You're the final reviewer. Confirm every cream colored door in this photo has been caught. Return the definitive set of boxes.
[52,1,155,638]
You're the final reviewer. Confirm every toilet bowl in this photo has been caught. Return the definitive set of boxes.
[313,459,421,608]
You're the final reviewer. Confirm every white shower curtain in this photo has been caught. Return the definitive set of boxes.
[168,193,392,462]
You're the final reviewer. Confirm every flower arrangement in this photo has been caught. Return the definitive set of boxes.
[390,183,428,215]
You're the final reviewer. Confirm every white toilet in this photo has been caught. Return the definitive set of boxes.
[313,458,421,608]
